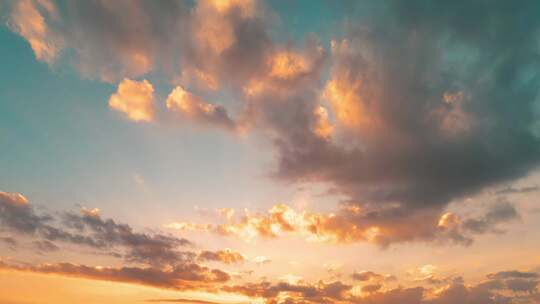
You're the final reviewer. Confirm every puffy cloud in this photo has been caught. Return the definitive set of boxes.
[0,191,29,206]
[5,0,189,81]
[4,0,270,83]
[246,0,540,247]
[109,78,155,122]
[167,203,355,243]
[166,86,237,130]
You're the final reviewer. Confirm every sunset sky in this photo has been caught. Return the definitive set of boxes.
[1,0,540,303]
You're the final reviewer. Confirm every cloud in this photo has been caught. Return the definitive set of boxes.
[0,260,230,291]
[197,249,245,264]
[4,0,269,83]
[434,199,522,246]
[461,200,520,234]
[6,0,63,64]
[166,200,521,247]
[166,86,237,130]
[146,299,242,304]
[240,0,540,246]
[5,0,190,81]
[253,256,271,264]
[0,191,51,234]
[495,185,540,195]
[222,280,352,303]
[33,240,60,252]
[352,271,393,282]
[362,284,382,294]
[61,206,193,267]
[219,269,540,304]
[0,190,199,268]
[109,78,155,122]
[487,270,539,280]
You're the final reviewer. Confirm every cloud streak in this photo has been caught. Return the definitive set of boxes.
[0,260,230,291]
[166,201,521,247]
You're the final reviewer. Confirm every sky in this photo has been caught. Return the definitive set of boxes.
[1,0,540,303]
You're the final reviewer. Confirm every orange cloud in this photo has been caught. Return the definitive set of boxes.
[166,86,236,130]
[242,46,325,98]
[313,105,334,139]
[166,203,376,244]
[0,191,29,207]
[7,0,63,64]
[198,249,245,265]
[323,42,382,133]
[206,0,255,17]
[268,51,310,80]
[108,78,155,122]
[166,200,520,247]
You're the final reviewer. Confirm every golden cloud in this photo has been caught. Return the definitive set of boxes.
[7,0,63,64]
[108,78,155,122]
[166,86,236,130]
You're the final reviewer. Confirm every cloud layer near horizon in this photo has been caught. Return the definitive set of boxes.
[0,190,537,303]
[0,257,538,304]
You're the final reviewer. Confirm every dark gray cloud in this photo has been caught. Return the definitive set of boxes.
[223,280,352,303]
[258,0,540,246]
[0,191,197,268]
[62,210,192,267]
[0,191,52,234]
[496,186,539,195]
[462,201,520,234]
[504,278,538,294]
[487,271,539,280]
[436,200,522,246]
[0,191,104,248]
